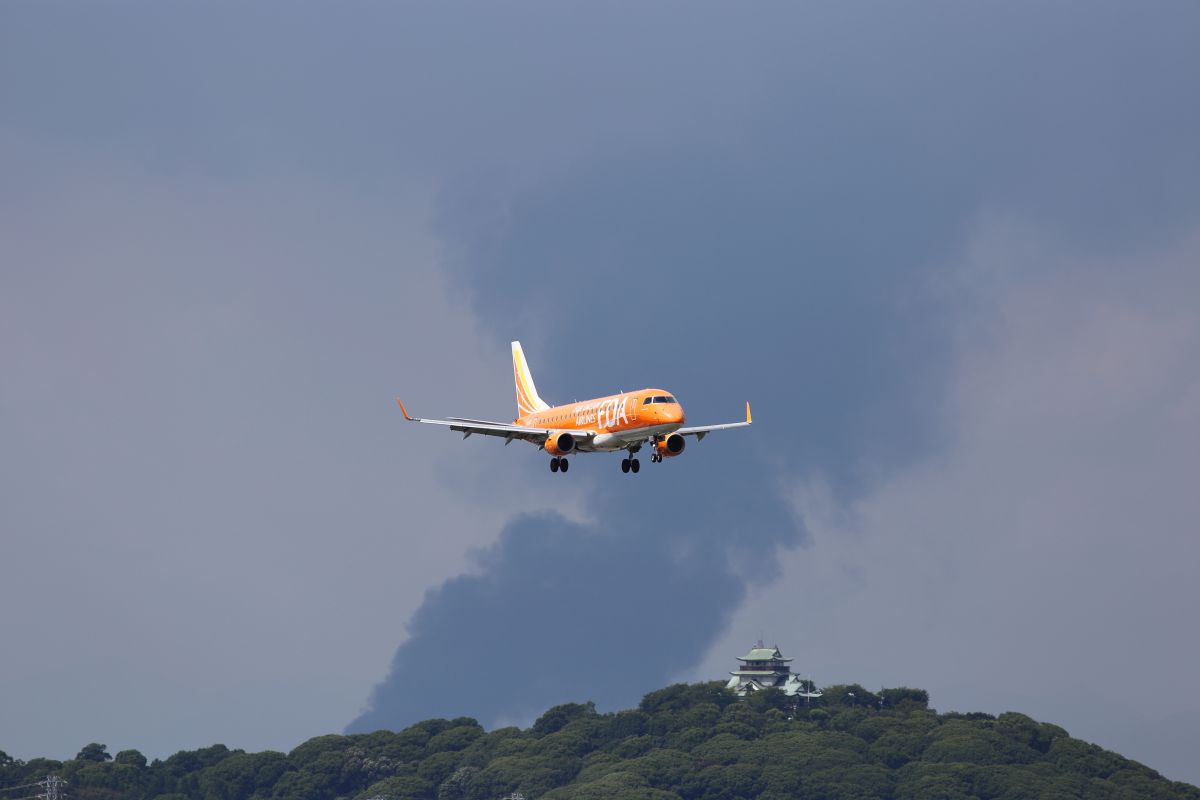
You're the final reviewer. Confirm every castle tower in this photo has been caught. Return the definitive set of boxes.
[726,640,821,701]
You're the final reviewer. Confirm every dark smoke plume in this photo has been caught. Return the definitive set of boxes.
[348,471,797,732]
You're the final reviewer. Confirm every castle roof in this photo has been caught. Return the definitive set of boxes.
[738,646,792,662]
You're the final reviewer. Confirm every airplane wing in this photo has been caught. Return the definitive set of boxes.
[676,402,753,441]
[396,399,591,445]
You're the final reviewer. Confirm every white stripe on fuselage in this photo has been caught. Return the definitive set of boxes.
[580,422,682,452]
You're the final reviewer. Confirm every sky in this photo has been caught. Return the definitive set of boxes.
[2,0,1199,786]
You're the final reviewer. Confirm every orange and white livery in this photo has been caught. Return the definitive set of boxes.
[396,341,751,474]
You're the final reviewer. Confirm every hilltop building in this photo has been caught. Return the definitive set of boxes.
[726,641,822,702]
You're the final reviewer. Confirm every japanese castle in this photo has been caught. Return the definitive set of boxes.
[726,641,822,701]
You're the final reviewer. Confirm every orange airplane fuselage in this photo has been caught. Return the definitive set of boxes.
[515,389,685,452]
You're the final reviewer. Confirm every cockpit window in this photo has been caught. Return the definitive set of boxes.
[646,395,677,404]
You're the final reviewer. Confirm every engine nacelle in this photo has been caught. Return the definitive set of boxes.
[545,430,576,457]
[655,433,686,458]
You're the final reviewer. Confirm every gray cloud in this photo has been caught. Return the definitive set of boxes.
[350,491,793,732]
[0,152,582,758]
[695,221,1200,783]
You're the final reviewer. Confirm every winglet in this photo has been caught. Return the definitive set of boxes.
[395,397,415,421]
[746,401,753,424]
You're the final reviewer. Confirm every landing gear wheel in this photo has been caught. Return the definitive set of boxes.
[621,458,630,473]
[550,458,560,472]
[559,458,569,473]
[631,458,640,473]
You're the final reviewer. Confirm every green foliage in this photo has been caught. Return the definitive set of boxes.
[869,729,927,768]
[639,682,733,715]
[540,769,677,800]
[741,687,793,715]
[288,735,350,768]
[115,749,148,769]
[271,769,327,800]
[3,682,1198,800]
[160,743,234,782]
[416,751,462,787]
[822,684,881,708]
[436,765,477,800]
[532,702,597,736]
[626,748,693,790]
[355,774,434,800]
[76,743,113,762]
[611,735,654,760]
[880,687,930,709]
[607,710,650,741]
[197,750,288,800]
[20,759,64,776]
[427,725,484,754]
[806,707,831,724]
[924,719,1037,765]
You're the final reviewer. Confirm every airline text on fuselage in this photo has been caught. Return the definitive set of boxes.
[574,396,629,429]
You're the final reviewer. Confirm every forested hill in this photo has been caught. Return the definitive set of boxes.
[3,682,1197,800]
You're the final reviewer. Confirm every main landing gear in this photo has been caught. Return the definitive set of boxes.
[621,444,645,474]
[550,457,569,473]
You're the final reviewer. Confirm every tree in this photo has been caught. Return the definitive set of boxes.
[639,683,731,716]
[427,726,484,754]
[541,770,678,800]
[196,751,287,800]
[6,679,1200,800]
[356,774,435,800]
[533,702,597,736]
[880,687,930,709]
[437,765,478,800]
[417,751,463,787]
[270,770,327,800]
[76,743,112,762]
[823,684,880,708]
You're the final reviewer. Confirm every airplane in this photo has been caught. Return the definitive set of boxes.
[395,341,751,474]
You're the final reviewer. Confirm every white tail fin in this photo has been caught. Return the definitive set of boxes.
[512,341,550,418]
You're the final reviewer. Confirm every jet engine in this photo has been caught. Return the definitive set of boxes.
[544,430,576,457]
[655,433,686,458]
